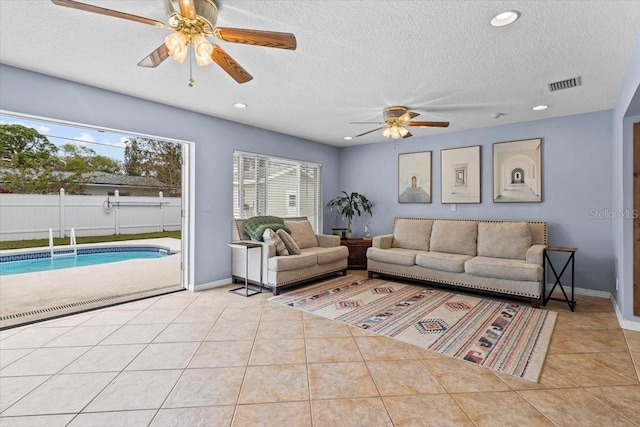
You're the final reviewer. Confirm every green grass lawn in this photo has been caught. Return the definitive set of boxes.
[0,231,181,250]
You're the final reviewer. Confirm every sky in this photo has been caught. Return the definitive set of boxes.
[1,113,134,163]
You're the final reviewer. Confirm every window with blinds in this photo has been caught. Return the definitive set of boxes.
[233,151,323,232]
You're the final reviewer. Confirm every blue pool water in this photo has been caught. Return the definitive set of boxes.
[0,247,173,276]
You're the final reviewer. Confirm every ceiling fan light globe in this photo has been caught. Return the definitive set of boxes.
[390,126,402,139]
[399,126,409,137]
[192,33,214,66]
[165,31,189,63]
[382,127,391,138]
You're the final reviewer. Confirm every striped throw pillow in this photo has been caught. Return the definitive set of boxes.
[276,229,301,255]
[263,228,290,256]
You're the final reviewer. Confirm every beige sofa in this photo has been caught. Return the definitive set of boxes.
[367,217,547,306]
[231,217,349,295]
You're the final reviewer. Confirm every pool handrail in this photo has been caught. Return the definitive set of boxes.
[49,227,78,258]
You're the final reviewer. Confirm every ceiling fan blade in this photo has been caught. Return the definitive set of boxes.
[403,131,413,139]
[355,127,385,138]
[50,0,168,28]
[177,0,196,20]
[137,44,170,68]
[400,111,420,122]
[407,121,450,127]
[349,121,384,124]
[211,45,253,84]
[214,27,297,50]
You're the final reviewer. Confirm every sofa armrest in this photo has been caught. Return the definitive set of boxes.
[316,234,340,247]
[526,244,547,265]
[373,234,394,249]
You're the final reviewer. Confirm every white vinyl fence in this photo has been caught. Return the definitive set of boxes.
[0,189,181,241]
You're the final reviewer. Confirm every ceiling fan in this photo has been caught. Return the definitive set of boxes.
[50,0,297,85]
[350,106,449,139]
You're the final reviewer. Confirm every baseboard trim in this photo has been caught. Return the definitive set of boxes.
[544,283,640,330]
[545,283,611,299]
[194,278,232,292]
[611,295,640,332]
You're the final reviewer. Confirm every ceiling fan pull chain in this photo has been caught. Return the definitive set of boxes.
[188,41,195,87]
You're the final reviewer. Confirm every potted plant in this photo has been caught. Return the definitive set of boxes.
[326,191,373,238]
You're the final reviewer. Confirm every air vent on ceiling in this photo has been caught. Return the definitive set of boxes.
[548,76,582,92]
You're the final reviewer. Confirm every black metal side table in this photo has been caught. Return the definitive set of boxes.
[228,242,263,297]
[542,246,577,311]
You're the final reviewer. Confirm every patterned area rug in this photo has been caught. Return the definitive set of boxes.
[271,275,557,382]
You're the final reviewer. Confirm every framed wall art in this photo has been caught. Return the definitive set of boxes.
[440,145,481,203]
[493,138,542,203]
[398,151,432,203]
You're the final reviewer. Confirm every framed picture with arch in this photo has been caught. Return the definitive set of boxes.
[441,145,481,204]
[398,151,432,203]
[493,138,543,203]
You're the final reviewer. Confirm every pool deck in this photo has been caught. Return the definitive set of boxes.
[0,238,182,328]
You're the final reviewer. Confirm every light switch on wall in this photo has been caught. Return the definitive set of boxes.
[450,203,457,212]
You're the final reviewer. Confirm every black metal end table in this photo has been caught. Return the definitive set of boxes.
[228,242,263,297]
[542,246,577,311]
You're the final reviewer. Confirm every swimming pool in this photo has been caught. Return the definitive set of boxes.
[0,246,174,276]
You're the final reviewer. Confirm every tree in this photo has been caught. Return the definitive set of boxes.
[0,124,79,194]
[123,137,182,196]
[0,124,57,165]
[58,144,121,174]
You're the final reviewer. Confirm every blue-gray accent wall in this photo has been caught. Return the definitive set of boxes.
[339,110,615,293]
[2,55,639,325]
[0,64,340,287]
[612,29,640,323]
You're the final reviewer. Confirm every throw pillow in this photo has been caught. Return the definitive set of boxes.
[242,216,288,241]
[392,218,433,251]
[477,222,532,260]
[430,220,478,256]
[284,219,318,249]
[276,229,301,255]
[263,228,290,256]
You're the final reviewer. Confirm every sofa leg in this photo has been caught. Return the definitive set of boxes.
[342,269,348,276]
[368,271,374,279]
[531,298,541,308]
[272,288,280,296]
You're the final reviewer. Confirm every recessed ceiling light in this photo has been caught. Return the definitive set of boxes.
[233,103,247,109]
[491,10,520,27]
[343,136,353,140]
[532,105,548,111]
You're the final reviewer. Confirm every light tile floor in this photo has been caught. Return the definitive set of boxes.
[1,271,639,426]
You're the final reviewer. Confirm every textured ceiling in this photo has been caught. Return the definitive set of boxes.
[1,1,639,147]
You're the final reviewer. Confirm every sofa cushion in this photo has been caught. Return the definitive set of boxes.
[268,252,317,272]
[430,220,478,256]
[366,247,421,266]
[263,228,289,256]
[243,216,289,241]
[284,220,318,249]
[276,229,301,255]
[477,222,532,260]
[415,251,473,273]
[392,218,433,251]
[301,246,348,265]
[464,256,542,282]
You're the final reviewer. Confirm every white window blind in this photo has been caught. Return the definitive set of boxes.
[233,151,323,232]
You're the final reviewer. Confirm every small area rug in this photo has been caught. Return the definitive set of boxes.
[271,275,556,382]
